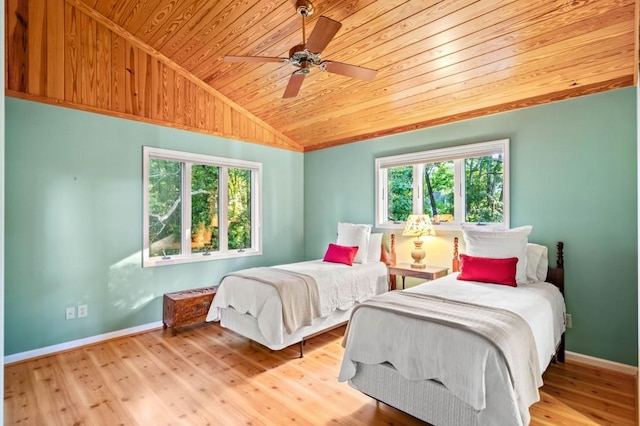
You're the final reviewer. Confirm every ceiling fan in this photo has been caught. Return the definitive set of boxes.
[224,0,378,98]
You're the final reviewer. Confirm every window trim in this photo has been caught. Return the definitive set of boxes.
[143,146,262,267]
[375,139,509,230]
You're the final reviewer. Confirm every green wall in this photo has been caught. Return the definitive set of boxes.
[304,87,638,366]
[4,98,305,355]
[5,88,638,366]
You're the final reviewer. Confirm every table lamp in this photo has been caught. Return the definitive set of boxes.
[402,214,435,269]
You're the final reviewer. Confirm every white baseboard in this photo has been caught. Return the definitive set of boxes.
[566,351,638,376]
[4,321,164,365]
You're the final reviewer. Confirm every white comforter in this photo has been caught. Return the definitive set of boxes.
[339,273,566,425]
[207,260,388,344]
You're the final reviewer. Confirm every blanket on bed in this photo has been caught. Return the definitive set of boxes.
[342,291,542,419]
[224,267,321,334]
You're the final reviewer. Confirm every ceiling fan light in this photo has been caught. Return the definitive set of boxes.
[299,62,311,74]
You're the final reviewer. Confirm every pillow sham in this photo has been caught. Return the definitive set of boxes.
[337,222,372,264]
[526,243,548,282]
[457,254,518,287]
[462,225,532,285]
[367,232,383,262]
[323,244,359,266]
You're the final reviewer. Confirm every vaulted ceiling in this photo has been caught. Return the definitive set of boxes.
[6,0,638,151]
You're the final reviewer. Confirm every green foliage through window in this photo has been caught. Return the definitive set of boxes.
[144,147,261,266]
[148,159,182,257]
[376,139,509,228]
[228,168,251,250]
[464,155,504,223]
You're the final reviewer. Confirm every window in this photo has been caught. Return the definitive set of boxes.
[143,147,262,267]
[375,139,509,230]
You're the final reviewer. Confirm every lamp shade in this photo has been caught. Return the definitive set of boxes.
[402,214,435,237]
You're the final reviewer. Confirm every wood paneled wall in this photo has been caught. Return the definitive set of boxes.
[5,0,302,152]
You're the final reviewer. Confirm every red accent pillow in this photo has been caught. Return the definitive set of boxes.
[323,244,359,266]
[457,254,518,287]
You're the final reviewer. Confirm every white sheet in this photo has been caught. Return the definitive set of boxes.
[207,260,388,346]
[339,272,566,425]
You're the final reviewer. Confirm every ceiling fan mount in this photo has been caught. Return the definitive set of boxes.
[224,0,378,98]
[295,0,315,18]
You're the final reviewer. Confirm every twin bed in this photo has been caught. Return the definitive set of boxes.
[205,258,388,355]
[206,223,391,356]
[206,224,566,425]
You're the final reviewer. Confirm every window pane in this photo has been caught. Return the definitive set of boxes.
[228,168,252,250]
[191,164,219,254]
[148,159,182,257]
[387,166,413,222]
[465,154,504,223]
[423,161,455,223]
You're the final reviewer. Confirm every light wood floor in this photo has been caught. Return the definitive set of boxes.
[5,323,637,425]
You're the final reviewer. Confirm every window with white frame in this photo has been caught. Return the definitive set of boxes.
[375,139,509,230]
[143,146,262,267]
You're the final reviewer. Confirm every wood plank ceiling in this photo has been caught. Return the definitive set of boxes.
[6,0,638,151]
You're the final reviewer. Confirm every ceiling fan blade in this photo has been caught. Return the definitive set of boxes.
[283,72,306,98]
[304,16,342,54]
[321,61,378,81]
[224,55,287,63]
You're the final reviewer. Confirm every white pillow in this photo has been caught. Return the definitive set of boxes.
[337,223,372,264]
[462,225,532,285]
[526,243,548,282]
[367,233,383,262]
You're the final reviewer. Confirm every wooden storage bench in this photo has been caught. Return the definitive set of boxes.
[163,286,217,336]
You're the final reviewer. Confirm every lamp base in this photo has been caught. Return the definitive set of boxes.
[410,239,426,269]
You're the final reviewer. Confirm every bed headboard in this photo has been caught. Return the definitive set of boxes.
[449,238,565,293]
[389,233,564,293]
[546,242,565,294]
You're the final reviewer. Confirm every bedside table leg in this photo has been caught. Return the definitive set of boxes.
[163,322,167,329]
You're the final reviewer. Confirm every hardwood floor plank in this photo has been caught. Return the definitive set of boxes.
[4,362,48,425]
[5,323,637,425]
[109,337,221,424]
[134,332,267,424]
[84,342,181,424]
[57,348,139,425]
[28,356,85,424]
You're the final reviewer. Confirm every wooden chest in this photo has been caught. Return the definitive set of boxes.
[162,286,217,336]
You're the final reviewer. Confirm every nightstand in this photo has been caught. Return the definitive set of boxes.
[387,264,449,290]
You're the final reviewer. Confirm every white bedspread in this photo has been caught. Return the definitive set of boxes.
[207,260,388,345]
[339,272,566,425]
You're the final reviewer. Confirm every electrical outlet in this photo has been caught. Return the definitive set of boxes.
[77,304,88,318]
[565,313,572,328]
[66,307,76,320]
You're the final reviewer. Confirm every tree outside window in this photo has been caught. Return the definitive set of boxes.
[376,139,509,229]
[143,147,261,267]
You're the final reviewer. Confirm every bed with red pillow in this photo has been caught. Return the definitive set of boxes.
[207,224,392,357]
[339,229,566,426]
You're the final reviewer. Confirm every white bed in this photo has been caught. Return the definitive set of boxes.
[206,258,388,354]
[339,237,566,426]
